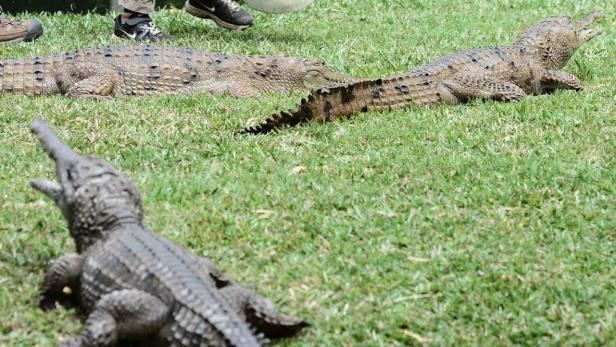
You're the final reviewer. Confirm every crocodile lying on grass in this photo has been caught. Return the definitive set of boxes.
[30,120,308,346]
[242,11,602,134]
[0,45,354,98]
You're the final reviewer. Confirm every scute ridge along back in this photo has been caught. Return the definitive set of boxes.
[242,11,603,134]
[0,45,355,98]
[30,119,309,347]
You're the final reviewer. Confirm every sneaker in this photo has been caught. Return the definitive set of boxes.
[113,14,173,42]
[0,6,43,43]
[185,0,253,30]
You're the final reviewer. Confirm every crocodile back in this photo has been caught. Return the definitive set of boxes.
[418,45,541,93]
[70,45,238,96]
[81,225,260,347]
[68,45,341,96]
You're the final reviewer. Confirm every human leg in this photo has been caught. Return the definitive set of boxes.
[118,0,156,14]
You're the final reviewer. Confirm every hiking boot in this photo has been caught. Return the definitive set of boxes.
[113,14,173,42]
[0,6,43,43]
[184,0,253,30]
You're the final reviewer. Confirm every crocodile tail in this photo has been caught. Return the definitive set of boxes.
[0,57,59,96]
[240,79,380,134]
[240,96,317,134]
[241,75,438,134]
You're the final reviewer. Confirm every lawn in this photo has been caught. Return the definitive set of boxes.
[1,0,615,346]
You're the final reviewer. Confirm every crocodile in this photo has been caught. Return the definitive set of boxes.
[242,11,602,134]
[30,119,309,346]
[0,45,354,98]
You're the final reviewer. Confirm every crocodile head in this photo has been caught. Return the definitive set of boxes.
[30,120,143,252]
[298,59,356,89]
[514,11,603,70]
[249,57,355,93]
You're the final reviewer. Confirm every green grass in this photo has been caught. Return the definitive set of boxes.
[1,1,615,345]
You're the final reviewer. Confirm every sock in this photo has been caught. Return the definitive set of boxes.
[121,8,148,24]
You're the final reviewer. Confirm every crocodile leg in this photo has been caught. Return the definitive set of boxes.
[31,179,69,217]
[220,284,309,339]
[443,73,526,102]
[60,289,169,347]
[54,62,119,100]
[540,70,583,92]
[38,253,84,310]
[65,74,117,100]
[192,79,261,98]
[223,82,262,98]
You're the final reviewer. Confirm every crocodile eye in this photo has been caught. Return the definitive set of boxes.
[307,70,322,78]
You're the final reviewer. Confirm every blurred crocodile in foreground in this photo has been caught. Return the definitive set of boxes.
[30,119,309,346]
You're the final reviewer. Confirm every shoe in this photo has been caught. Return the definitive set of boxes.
[113,14,173,42]
[184,0,253,30]
[0,6,43,43]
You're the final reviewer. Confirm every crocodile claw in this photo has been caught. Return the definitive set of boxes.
[59,336,84,347]
[37,295,57,311]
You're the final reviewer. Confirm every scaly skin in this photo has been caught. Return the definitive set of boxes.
[0,45,355,98]
[242,11,602,134]
[30,120,308,346]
